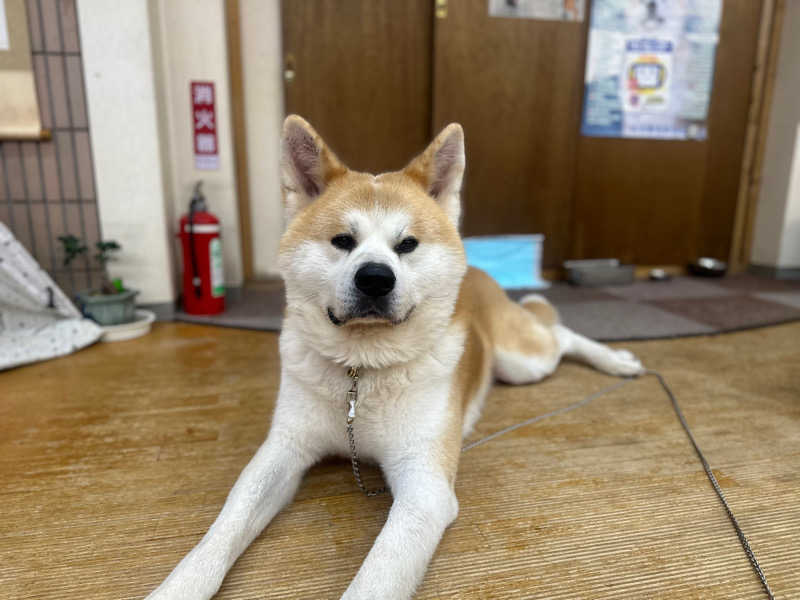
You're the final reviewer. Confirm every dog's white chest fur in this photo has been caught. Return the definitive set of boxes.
[278,319,467,463]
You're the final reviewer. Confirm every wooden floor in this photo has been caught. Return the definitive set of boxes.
[2,322,799,599]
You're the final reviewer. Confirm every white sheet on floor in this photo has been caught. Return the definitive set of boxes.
[0,222,101,371]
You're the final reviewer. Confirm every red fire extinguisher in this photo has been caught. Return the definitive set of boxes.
[179,181,225,315]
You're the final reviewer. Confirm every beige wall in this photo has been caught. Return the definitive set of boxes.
[78,0,176,304]
[778,124,800,266]
[156,0,244,287]
[240,0,285,277]
[82,0,283,299]
[751,0,800,269]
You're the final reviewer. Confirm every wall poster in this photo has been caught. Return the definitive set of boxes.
[191,81,219,171]
[0,0,42,139]
[488,0,585,22]
[581,0,722,140]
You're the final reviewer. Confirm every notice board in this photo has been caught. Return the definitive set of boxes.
[581,0,722,140]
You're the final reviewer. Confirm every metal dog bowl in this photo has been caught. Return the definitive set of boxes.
[688,257,728,278]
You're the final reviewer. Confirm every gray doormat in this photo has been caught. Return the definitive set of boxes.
[176,283,284,331]
[176,274,800,342]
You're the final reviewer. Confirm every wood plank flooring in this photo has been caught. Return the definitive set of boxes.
[2,322,798,599]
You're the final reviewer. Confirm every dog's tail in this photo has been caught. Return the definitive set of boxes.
[518,293,560,327]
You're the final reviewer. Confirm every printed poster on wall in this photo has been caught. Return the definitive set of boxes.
[489,0,585,22]
[581,0,722,140]
[192,81,219,170]
[0,0,42,139]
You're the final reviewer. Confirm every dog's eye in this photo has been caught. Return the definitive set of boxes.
[394,237,419,254]
[331,234,356,251]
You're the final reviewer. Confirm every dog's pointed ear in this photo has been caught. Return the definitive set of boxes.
[281,115,347,222]
[403,123,465,226]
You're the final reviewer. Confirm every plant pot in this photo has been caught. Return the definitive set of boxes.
[99,309,155,342]
[76,288,139,326]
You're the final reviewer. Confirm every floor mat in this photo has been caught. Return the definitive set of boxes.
[176,282,284,331]
[176,273,800,341]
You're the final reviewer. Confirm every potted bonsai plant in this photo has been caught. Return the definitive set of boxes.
[58,234,139,326]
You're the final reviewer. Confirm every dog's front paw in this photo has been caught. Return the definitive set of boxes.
[606,348,645,377]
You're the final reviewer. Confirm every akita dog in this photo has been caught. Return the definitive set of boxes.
[146,116,643,599]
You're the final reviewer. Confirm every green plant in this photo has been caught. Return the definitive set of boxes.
[94,240,121,266]
[58,234,87,267]
[58,234,124,295]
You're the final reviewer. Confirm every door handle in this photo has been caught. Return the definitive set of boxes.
[284,53,296,83]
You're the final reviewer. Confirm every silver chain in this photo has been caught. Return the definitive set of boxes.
[343,367,775,599]
[345,367,387,496]
[646,370,775,600]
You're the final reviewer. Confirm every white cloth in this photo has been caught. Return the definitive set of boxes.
[0,222,101,370]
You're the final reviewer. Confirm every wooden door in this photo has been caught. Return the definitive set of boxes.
[432,0,765,269]
[282,1,765,270]
[281,0,433,174]
[571,1,764,266]
[431,0,587,267]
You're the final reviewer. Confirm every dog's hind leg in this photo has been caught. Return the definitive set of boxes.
[491,294,563,385]
[492,293,643,383]
[553,322,644,377]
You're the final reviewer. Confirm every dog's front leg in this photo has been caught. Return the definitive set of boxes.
[342,461,458,600]
[145,401,320,600]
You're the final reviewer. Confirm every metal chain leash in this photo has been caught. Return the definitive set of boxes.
[345,367,387,497]
[343,367,775,599]
[646,370,775,600]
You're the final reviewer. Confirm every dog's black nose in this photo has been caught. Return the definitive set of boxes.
[354,262,395,297]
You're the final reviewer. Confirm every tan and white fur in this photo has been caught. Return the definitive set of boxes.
[145,116,643,600]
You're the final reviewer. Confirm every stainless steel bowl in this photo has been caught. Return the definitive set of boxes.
[688,257,728,277]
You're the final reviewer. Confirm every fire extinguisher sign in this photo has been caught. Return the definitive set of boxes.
[191,81,219,170]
